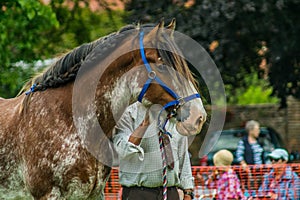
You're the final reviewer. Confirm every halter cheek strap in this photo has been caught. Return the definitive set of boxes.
[138,31,180,102]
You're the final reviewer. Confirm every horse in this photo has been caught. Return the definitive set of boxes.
[0,19,206,199]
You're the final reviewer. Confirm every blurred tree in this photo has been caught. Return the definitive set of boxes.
[232,73,278,105]
[0,0,59,97]
[45,0,126,52]
[0,0,125,98]
[124,0,299,107]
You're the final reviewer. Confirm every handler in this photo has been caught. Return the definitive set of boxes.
[113,102,194,200]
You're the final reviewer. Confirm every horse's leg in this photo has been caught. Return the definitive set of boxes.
[22,160,59,200]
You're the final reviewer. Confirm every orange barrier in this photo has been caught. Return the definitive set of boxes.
[104,167,121,200]
[193,164,300,199]
[105,164,300,200]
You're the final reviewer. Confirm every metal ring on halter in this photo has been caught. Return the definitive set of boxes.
[148,71,156,79]
[177,97,186,106]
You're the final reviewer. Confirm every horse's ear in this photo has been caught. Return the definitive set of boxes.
[153,19,165,36]
[158,18,165,29]
[166,18,176,38]
[166,18,176,34]
[144,19,165,42]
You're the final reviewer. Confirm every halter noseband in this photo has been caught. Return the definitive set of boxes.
[137,31,200,136]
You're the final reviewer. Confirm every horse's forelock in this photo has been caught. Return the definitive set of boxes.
[158,32,198,90]
[135,23,197,89]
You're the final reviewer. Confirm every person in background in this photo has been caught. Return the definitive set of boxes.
[258,148,300,200]
[113,102,194,200]
[206,149,251,200]
[236,120,264,167]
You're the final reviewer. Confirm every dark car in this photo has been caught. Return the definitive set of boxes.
[199,127,285,166]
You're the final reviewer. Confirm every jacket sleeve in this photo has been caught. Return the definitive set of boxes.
[112,109,145,161]
[236,140,245,163]
[178,137,194,189]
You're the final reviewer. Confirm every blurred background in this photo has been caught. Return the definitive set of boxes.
[1,0,299,165]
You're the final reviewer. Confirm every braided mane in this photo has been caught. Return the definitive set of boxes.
[19,23,197,98]
[19,25,136,95]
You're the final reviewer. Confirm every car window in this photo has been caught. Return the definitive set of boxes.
[209,128,281,155]
[211,134,241,152]
[259,134,275,152]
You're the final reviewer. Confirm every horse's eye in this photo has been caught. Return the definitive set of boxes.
[157,64,166,72]
[158,57,162,61]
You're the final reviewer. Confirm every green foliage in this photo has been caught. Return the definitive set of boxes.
[0,0,126,98]
[0,0,59,62]
[47,6,126,52]
[227,73,279,105]
[45,1,125,52]
[0,0,59,98]
[124,0,300,107]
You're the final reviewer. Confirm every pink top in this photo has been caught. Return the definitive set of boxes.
[216,169,247,200]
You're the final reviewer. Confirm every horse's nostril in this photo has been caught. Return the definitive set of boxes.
[199,115,203,121]
[198,113,206,124]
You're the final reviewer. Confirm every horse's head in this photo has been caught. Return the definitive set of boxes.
[65,19,208,137]
[125,19,207,136]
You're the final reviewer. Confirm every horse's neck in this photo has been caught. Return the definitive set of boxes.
[74,34,141,137]
[95,61,143,136]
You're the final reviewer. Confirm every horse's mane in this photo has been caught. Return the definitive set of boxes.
[19,22,197,103]
[19,24,136,95]
[157,32,197,89]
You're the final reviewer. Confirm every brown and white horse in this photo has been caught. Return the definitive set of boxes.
[0,20,206,199]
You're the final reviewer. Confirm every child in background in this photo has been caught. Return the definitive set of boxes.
[207,149,252,200]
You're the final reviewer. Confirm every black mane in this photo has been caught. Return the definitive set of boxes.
[20,25,137,94]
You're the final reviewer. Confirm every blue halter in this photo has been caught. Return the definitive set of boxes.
[138,31,201,136]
